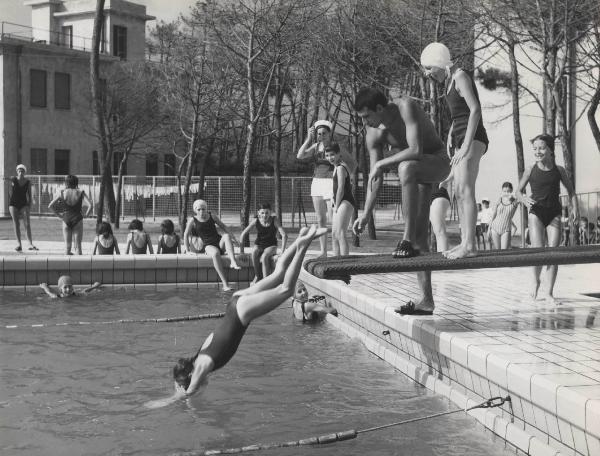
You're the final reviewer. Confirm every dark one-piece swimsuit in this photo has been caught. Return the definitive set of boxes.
[196,295,247,370]
[333,164,355,208]
[190,214,224,254]
[62,190,84,229]
[254,216,278,249]
[9,177,30,210]
[159,234,180,254]
[529,165,562,227]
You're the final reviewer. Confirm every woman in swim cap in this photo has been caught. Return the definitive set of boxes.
[421,42,489,260]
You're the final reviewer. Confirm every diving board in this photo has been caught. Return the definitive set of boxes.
[304,245,600,282]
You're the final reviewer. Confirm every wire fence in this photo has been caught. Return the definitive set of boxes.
[2,175,407,230]
[4,175,598,239]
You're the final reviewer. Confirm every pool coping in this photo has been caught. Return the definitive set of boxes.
[301,268,600,456]
[0,254,254,287]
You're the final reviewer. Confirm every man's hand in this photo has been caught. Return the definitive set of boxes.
[352,216,367,236]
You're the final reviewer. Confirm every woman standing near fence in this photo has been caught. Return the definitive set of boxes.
[49,174,92,255]
[297,120,356,257]
[9,164,37,252]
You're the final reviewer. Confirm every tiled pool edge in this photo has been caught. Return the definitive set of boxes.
[0,254,254,287]
[301,270,598,456]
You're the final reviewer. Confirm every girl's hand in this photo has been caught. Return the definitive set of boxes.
[307,126,315,141]
[450,145,468,166]
[520,194,535,209]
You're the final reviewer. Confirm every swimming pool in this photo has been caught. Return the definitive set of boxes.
[1,287,514,456]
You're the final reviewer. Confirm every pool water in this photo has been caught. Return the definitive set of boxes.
[1,287,513,456]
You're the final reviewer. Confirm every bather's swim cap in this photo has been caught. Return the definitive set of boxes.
[57,275,73,288]
[420,42,452,69]
[314,120,333,131]
[193,199,207,212]
[16,164,27,172]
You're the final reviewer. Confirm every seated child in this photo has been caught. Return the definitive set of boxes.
[92,221,120,255]
[239,203,287,282]
[578,217,592,245]
[40,275,101,298]
[157,219,181,254]
[126,219,154,254]
[183,199,241,291]
[291,281,337,322]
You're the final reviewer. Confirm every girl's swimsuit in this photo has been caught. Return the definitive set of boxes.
[62,190,84,229]
[159,234,180,253]
[255,216,277,249]
[430,186,450,203]
[95,236,116,254]
[190,213,223,253]
[9,177,30,210]
[529,165,562,227]
[197,295,247,370]
[446,72,489,151]
[490,199,518,234]
[332,163,355,207]
[313,145,334,178]
[129,232,149,253]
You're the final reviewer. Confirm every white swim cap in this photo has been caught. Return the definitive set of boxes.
[193,199,206,212]
[16,164,27,172]
[57,275,73,288]
[420,42,452,69]
[314,120,333,131]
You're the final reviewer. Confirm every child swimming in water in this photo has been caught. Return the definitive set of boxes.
[291,281,337,322]
[40,275,102,298]
[145,225,327,409]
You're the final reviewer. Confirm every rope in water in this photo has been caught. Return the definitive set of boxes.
[3,312,225,329]
[172,396,511,456]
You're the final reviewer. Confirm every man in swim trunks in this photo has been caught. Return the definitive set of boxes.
[352,88,450,315]
[145,225,328,408]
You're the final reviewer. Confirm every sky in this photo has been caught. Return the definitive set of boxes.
[0,0,197,28]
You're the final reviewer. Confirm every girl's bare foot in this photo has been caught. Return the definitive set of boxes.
[445,245,477,259]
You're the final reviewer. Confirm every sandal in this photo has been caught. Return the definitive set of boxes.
[394,301,433,316]
[392,240,420,259]
[29,246,39,251]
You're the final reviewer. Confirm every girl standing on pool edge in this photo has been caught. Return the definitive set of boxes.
[297,120,357,257]
[421,42,489,259]
[145,225,327,408]
[516,134,578,303]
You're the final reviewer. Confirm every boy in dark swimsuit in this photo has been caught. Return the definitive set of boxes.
[145,225,327,409]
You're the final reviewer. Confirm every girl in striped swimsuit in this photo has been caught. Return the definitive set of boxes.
[489,182,519,250]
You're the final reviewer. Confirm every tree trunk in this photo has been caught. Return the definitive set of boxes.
[273,62,283,222]
[114,151,129,228]
[587,76,600,154]
[507,41,525,179]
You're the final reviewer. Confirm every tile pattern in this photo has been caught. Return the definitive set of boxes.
[301,263,600,456]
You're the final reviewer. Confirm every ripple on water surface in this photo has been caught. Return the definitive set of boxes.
[1,288,513,456]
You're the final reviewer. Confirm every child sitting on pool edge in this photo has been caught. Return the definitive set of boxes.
[292,281,337,322]
[40,275,101,298]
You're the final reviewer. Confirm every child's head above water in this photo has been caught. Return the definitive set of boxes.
[295,282,308,302]
[96,221,113,239]
[128,219,143,231]
[161,219,175,235]
[57,275,75,297]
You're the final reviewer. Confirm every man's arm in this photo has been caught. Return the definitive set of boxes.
[375,100,423,168]
[362,128,385,217]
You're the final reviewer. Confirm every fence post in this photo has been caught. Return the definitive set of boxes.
[37,175,41,214]
[152,176,156,221]
[92,175,96,217]
[218,177,222,219]
[121,176,125,221]
[291,177,295,228]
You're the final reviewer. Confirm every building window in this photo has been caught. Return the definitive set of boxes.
[92,150,99,175]
[113,151,127,175]
[146,154,159,176]
[164,154,176,176]
[55,149,70,175]
[61,25,73,48]
[30,148,47,174]
[30,69,47,108]
[113,25,127,59]
[55,72,71,109]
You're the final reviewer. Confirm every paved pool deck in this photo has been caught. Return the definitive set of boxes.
[301,262,600,456]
